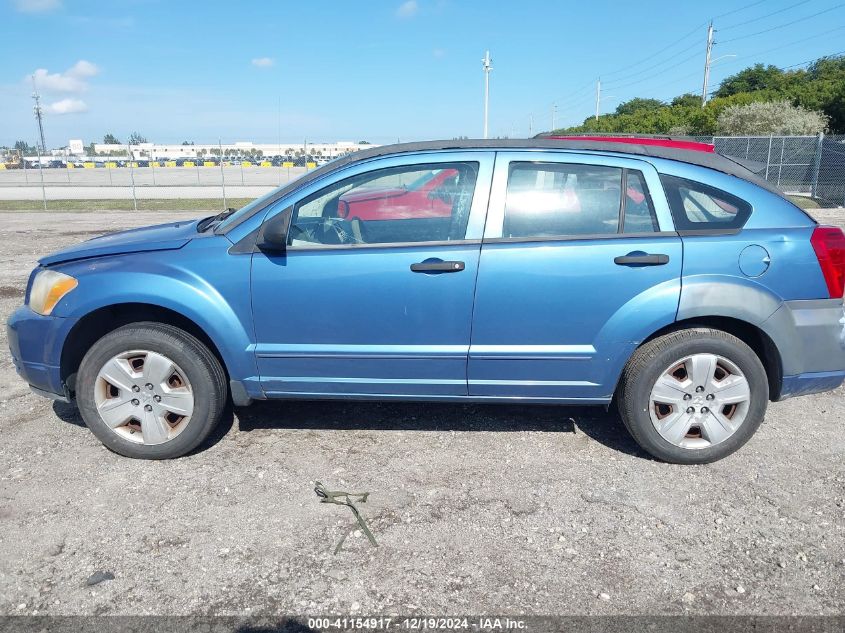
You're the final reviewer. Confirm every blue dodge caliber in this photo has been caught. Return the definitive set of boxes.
[7,139,845,463]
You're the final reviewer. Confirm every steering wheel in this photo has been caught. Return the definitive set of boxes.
[290,217,362,245]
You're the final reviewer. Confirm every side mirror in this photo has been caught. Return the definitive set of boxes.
[337,199,350,218]
[256,206,292,253]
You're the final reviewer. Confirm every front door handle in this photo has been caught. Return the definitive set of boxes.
[614,253,670,266]
[410,260,465,273]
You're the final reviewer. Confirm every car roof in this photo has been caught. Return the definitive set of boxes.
[219,138,784,234]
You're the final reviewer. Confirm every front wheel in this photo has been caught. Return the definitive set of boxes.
[617,328,768,464]
[76,322,227,459]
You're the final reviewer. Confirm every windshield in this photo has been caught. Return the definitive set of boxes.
[214,188,282,232]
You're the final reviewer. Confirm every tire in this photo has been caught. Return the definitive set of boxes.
[76,322,227,459]
[617,328,768,464]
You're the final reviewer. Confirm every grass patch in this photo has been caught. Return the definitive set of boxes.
[0,198,255,212]
[787,195,821,209]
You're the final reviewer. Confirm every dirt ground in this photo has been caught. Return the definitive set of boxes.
[0,209,844,618]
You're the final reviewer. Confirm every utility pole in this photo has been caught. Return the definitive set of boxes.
[528,114,533,137]
[595,78,601,121]
[551,103,557,131]
[31,75,46,154]
[701,21,714,106]
[482,50,492,139]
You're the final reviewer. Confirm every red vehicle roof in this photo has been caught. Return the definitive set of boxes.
[548,136,715,153]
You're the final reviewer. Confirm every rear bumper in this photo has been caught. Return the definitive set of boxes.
[763,298,845,400]
[7,305,76,400]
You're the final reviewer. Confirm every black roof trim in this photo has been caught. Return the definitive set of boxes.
[219,138,784,234]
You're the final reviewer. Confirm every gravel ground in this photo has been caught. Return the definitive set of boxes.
[0,210,844,618]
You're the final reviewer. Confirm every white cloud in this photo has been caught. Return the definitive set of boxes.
[13,0,61,13]
[251,57,274,68]
[28,60,100,93]
[68,60,99,78]
[44,98,87,115]
[396,0,418,18]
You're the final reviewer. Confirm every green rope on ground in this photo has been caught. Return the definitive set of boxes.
[314,481,378,554]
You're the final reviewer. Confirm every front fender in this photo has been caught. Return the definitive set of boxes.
[52,244,257,383]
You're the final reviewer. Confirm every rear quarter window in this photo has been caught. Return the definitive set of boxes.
[660,174,752,233]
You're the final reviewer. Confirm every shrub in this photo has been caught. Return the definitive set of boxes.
[716,100,828,136]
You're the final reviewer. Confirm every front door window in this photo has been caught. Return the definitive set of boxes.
[289,162,479,247]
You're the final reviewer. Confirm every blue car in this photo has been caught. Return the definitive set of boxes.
[7,139,845,463]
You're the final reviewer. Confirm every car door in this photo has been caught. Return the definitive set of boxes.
[251,151,494,397]
[468,151,682,402]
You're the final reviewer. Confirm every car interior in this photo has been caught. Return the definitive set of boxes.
[289,163,479,246]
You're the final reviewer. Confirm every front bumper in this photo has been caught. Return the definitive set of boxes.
[7,305,76,401]
[763,298,845,400]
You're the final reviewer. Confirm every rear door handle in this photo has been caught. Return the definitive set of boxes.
[614,253,670,266]
[410,260,465,273]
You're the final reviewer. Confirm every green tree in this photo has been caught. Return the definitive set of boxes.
[128,132,147,144]
[614,98,665,116]
[671,93,700,108]
[715,64,785,98]
[103,133,121,144]
[14,140,36,154]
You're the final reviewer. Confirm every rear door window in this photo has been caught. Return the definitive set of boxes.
[503,163,622,238]
[501,163,661,238]
[660,174,751,232]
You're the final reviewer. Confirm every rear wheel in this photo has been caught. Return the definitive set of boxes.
[617,328,768,464]
[76,322,227,459]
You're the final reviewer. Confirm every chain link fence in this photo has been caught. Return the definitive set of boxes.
[692,134,845,205]
[2,135,845,209]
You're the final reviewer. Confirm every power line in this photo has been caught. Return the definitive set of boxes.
[602,48,703,92]
[603,39,701,86]
[709,25,845,70]
[707,45,845,93]
[598,22,705,79]
[720,3,845,43]
[781,49,845,68]
[712,0,769,19]
[719,0,811,30]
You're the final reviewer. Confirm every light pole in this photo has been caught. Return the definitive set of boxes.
[31,75,46,154]
[482,50,492,139]
[594,79,618,121]
[701,21,714,106]
[702,54,736,105]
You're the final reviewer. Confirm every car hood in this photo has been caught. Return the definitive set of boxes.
[39,219,200,266]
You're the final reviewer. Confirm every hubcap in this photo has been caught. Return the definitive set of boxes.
[94,350,194,445]
[648,353,751,450]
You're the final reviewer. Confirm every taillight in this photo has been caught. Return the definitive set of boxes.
[810,226,845,299]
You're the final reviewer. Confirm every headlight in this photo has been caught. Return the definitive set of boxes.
[29,270,78,315]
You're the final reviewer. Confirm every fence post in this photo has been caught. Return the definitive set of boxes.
[218,140,227,211]
[127,142,138,212]
[35,145,47,211]
[764,135,773,180]
[810,132,824,199]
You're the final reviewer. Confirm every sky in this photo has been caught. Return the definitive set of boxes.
[1,0,844,147]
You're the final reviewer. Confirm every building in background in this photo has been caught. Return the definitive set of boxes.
[90,140,375,160]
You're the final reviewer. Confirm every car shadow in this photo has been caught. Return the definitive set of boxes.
[52,397,652,460]
[233,399,652,460]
